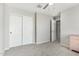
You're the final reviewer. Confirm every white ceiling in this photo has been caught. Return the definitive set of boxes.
[7,3,79,16]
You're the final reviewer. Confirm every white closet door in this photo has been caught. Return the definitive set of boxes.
[23,16,33,45]
[9,15,22,48]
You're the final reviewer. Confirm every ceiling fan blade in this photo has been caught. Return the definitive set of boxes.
[43,3,49,9]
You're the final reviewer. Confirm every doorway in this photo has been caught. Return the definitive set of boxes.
[56,20,60,42]
[50,19,60,42]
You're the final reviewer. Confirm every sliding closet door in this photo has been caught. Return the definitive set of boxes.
[9,15,22,47]
[23,16,33,45]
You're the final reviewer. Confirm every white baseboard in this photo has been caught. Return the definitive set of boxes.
[36,40,50,44]
[4,47,10,51]
[23,42,35,45]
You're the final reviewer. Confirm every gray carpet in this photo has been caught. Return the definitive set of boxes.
[4,41,79,56]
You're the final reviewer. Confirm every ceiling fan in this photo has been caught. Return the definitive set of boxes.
[37,3,53,9]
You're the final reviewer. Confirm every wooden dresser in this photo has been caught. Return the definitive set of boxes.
[70,35,79,52]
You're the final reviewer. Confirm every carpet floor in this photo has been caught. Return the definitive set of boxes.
[4,41,79,56]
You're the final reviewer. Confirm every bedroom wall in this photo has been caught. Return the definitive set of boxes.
[61,5,79,47]
[36,13,50,44]
[0,4,53,53]
[5,6,35,50]
[0,3,5,55]
[4,4,10,50]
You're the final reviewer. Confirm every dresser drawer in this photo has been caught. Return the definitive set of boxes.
[70,35,79,51]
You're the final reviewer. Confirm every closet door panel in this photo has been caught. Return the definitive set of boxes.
[9,15,22,47]
[23,16,33,45]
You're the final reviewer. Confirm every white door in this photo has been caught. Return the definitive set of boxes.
[9,15,22,48]
[23,16,33,45]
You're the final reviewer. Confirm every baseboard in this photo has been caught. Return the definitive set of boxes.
[4,47,10,51]
[36,40,50,44]
[23,42,35,45]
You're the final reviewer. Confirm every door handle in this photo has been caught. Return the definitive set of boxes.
[10,32,12,34]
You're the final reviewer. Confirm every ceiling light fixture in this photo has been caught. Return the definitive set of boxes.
[49,3,54,5]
